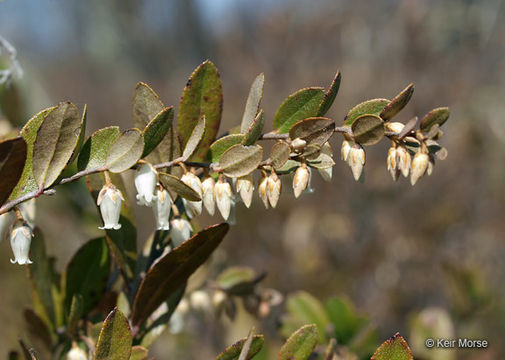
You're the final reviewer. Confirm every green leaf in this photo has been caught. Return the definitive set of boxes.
[27,228,62,332]
[380,84,414,121]
[371,333,413,360]
[177,60,223,161]
[94,308,132,360]
[277,324,318,360]
[317,71,341,116]
[242,110,264,146]
[182,116,206,160]
[129,346,148,360]
[67,294,83,336]
[273,87,325,134]
[351,114,385,146]
[67,104,87,165]
[240,73,264,133]
[142,107,174,158]
[0,137,26,206]
[269,141,291,169]
[23,308,53,351]
[159,172,201,201]
[219,144,263,178]
[10,107,56,199]
[281,291,330,344]
[77,127,121,171]
[208,134,244,163]
[275,159,300,174]
[86,173,137,280]
[65,238,111,316]
[289,117,335,146]
[132,82,164,127]
[307,153,334,170]
[344,98,389,126]
[32,102,81,188]
[420,107,450,131]
[131,223,229,326]
[106,129,144,173]
[217,266,262,296]
[326,297,365,345]
[216,335,264,360]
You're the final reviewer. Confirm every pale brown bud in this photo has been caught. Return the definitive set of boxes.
[410,152,429,185]
[258,174,269,209]
[348,144,365,181]
[341,139,352,161]
[386,147,400,181]
[266,172,281,208]
[396,146,411,178]
[385,122,405,134]
[236,174,254,208]
[293,164,310,198]
[291,137,307,152]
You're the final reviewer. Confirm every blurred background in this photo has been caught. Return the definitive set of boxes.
[1,0,504,358]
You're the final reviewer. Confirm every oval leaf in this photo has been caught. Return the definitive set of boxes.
[242,110,264,146]
[142,106,174,158]
[158,172,201,201]
[420,107,450,131]
[94,308,132,360]
[65,238,111,316]
[33,102,81,188]
[77,127,121,171]
[351,114,385,146]
[270,141,291,169]
[345,98,389,126]
[217,266,263,296]
[307,153,335,170]
[371,333,413,360]
[277,324,319,360]
[182,116,206,160]
[241,73,264,133]
[380,84,414,121]
[130,346,148,360]
[10,107,57,200]
[208,134,244,163]
[131,223,230,326]
[317,71,341,116]
[219,144,263,178]
[0,137,26,206]
[216,335,265,360]
[132,82,164,127]
[274,87,325,134]
[289,117,335,146]
[106,129,144,173]
[68,104,87,165]
[177,60,223,161]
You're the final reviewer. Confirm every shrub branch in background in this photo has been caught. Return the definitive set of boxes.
[0,59,449,359]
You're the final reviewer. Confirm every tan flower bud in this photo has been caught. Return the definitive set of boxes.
[341,139,352,161]
[258,174,269,209]
[201,176,216,215]
[385,122,405,134]
[291,137,307,152]
[293,164,310,198]
[215,178,233,220]
[348,144,365,181]
[396,146,411,178]
[236,174,254,208]
[410,152,429,185]
[267,172,281,208]
[387,147,400,181]
[181,172,203,218]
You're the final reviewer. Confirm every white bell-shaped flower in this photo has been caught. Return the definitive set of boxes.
[10,220,33,265]
[201,176,216,215]
[348,144,365,181]
[97,184,124,230]
[170,218,192,247]
[258,174,269,209]
[135,163,158,206]
[20,198,36,228]
[181,172,203,218]
[152,187,172,230]
[0,211,15,242]
[67,343,88,360]
[236,174,254,208]
[215,178,233,220]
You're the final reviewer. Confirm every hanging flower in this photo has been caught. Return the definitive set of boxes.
[341,139,352,161]
[267,171,281,208]
[10,220,33,265]
[387,146,400,181]
[201,176,216,215]
[215,177,233,220]
[97,184,124,230]
[236,174,254,208]
[258,173,269,209]
[410,152,429,185]
[66,343,88,360]
[293,164,310,198]
[347,144,365,181]
[170,218,192,247]
[134,163,158,206]
[152,187,171,230]
[396,145,411,178]
[181,172,203,218]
